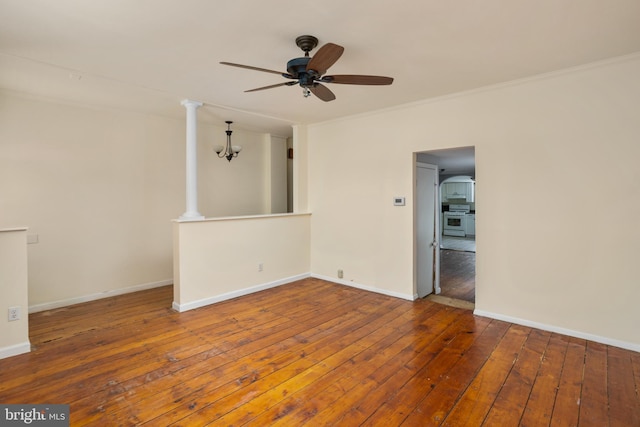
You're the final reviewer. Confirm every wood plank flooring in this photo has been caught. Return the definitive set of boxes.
[1,278,638,426]
[439,249,475,303]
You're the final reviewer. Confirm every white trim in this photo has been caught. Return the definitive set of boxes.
[172,274,311,312]
[311,274,415,301]
[172,212,311,224]
[29,279,173,313]
[0,341,31,359]
[474,309,640,353]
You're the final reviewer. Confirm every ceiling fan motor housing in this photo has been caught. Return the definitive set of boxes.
[286,57,319,87]
[286,57,310,78]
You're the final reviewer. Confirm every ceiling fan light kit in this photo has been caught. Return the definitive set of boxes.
[221,35,393,102]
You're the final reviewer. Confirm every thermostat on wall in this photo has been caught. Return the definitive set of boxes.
[393,197,406,206]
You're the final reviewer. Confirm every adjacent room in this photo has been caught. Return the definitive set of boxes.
[418,147,477,307]
[1,1,639,425]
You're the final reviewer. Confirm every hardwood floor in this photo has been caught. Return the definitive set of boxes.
[439,249,475,303]
[1,278,638,426]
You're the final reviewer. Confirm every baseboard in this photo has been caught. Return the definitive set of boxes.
[172,273,311,312]
[311,274,415,301]
[29,279,173,313]
[0,341,31,360]
[474,309,640,353]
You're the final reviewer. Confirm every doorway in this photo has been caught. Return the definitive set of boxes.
[415,147,476,307]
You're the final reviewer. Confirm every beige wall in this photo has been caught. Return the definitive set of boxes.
[307,55,640,349]
[3,55,638,351]
[269,135,288,214]
[0,92,285,309]
[173,213,311,311]
[0,228,30,358]
[198,127,284,217]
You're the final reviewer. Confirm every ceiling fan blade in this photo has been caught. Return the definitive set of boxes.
[220,62,284,76]
[306,43,344,76]
[309,83,336,102]
[323,75,394,85]
[245,82,295,93]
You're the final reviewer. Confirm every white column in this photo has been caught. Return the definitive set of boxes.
[180,100,204,220]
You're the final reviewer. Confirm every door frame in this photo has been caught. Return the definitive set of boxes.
[416,146,476,305]
[415,161,441,297]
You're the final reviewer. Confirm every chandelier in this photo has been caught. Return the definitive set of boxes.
[214,121,242,162]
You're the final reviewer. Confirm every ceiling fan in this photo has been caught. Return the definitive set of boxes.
[220,35,394,102]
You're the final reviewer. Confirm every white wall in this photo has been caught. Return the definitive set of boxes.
[307,54,640,349]
[0,92,285,310]
[0,228,30,358]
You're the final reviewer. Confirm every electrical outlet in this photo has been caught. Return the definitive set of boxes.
[338,269,344,279]
[8,307,20,322]
[258,263,263,272]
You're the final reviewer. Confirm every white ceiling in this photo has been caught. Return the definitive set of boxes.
[1,0,640,137]
[418,147,476,177]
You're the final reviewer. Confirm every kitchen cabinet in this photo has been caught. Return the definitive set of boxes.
[465,214,476,236]
[443,182,474,202]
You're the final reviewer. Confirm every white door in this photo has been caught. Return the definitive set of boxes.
[416,162,440,298]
